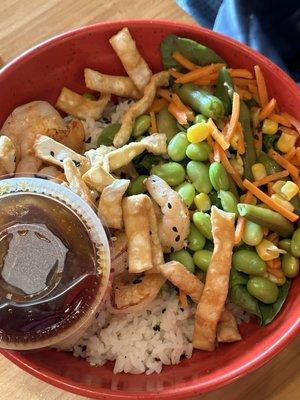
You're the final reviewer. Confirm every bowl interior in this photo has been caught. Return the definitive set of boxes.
[0,20,299,400]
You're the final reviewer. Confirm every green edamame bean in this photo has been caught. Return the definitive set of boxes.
[209,162,230,191]
[247,276,279,304]
[218,190,238,215]
[291,228,300,258]
[193,249,212,271]
[187,161,212,193]
[186,142,211,161]
[157,107,179,141]
[282,253,299,278]
[194,114,207,124]
[188,223,206,251]
[242,220,264,246]
[167,132,189,161]
[232,249,266,276]
[128,175,148,195]
[170,250,195,274]
[192,211,212,240]
[278,239,292,252]
[175,182,196,207]
[97,123,121,146]
[132,115,151,138]
[151,162,185,186]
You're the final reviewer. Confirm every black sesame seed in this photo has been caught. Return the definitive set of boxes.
[180,307,184,312]
[73,160,81,167]
[172,226,178,232]
[153,324,160,332]
[170,247,174,252]
[101,117,111,123]
[175,235,180,242]
[95,313,99,319]
[81,345,87,352]
[132,278,142,284]
[14,156,17,163]
[167,202,172,209]
[162,308,166,314]
[85,136,92,143]
[154,357,160,362]
[60,159,64,163]
[50,151,55,157]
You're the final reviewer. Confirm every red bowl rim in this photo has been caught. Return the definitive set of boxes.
[1,19,300,400]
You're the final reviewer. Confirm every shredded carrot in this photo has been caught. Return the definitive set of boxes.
[269,113,292,128]
[157,88,173,102]
[213,141,221,162]
[179,290,188,308]
[172,51,197,71]
[171,93,194,121]
[259,98,276,121]
[169,69,184,79]
[150,112,158,133]
[229,68,253,79]
[268,149,299,179]
[234,191,253,244]
[248,83,259,94]
[262,226,269,236]
[268,268,285,279]
[254,65,269,107]
[226,92,240,142]
[254,130,263,153]
[281,112,300,135]
[237,135,245,155]
[207,119,230,150]
[296,147,300,163]
[235,87,252,100]
[266,258,281,271]
[253,170,290,187]
[243,179,299,222]
[148,98,168,113]
[267,182,274,196]
[217,143,244,189]
[175,64,216,84]
[284,147,296,161]
[267,232,279,243]
[194,79,216,86]
[167,102,187,125]
[233,78,256,87]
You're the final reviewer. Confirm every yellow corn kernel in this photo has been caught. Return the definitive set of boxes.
[194,193,211,212]
[262,118,278,135]
[240,193,257,205]
[280,181,299,200]
[277,131,297,153]
[230,158,244,176]
[256,239,286,261]
[187,122,212,143]
[251,163,267,181]
[270,194,295,212]
[272,180,286,194]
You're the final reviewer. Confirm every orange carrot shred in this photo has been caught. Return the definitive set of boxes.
[243,179,299,222]
[268,149,299,179]
[226,92,240,141]
[284,147,297,161]
[169,69,183,79]
[268,268,285,279]
[281,112,300,135]
[175,64,215,84]
[167,102,187,125]
[267,182,274,196]
[259,98,276,121]
[157,88,173,102]
[254,130,263,153]
[254,65,269,107]
[213,141,221,162]
[171,93,194,121]
[253,170,290,186]
[172,51,197,71]
[232,78,256,86]
[234,191,253,244]
[229,69,253,79]
[235,87,252,100]
[148,98,168,113]
[217,143,244,189]
[269,113,292,127]
[150,112,158,133]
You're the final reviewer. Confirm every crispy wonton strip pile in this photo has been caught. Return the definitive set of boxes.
[98,179,130,229]
[113,71,170,147]
[84,68,141,99]
[63,158,94,205]
[84,145,115,167]
[103,133,167,172]
[217,308,242,343]
[34,135,90,174]
[0,136,16,174]
[56,87,110,120]
[38,166,65,181]
[193,206,235,351]
[109,27,152,92]
[83,164,115,192]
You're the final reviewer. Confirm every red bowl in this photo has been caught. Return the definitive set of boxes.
[0,19,299,400]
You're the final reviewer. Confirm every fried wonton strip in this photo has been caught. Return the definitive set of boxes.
[98,179,130,229]
[158,261,204,303]
[56,87,110,120]
[113,71,170,147]
[84,145,115,167]
[84,68,141,99]
[34,135,90,174]
[82,164,115,192]
[0,136,16,174]
[122,195,153,273]
[113,272,165,311]
[103,133,167,172]
[63,158,94,205]
[192,206,235,351]
[38,166,65,181]
[47,119,85,153]
[217,308,241,343]
[109,27,152,92]
[110,231,128,260]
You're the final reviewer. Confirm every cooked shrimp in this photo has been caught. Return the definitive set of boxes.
[146,175,190,252]
[1,101,65,173]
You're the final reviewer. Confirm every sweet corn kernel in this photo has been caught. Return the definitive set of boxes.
[256,239,286,261]
[240,194,257,205]
[187,122,212,143]
[270,194,295,212]
[262,118,278,135]
[251,163,267,181]
[194,193,211,212]
[272,180,286,194]
[277,131,297,153]
[230,158,244,176]
[281,181,299,200]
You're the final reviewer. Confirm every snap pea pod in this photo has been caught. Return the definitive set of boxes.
[157,107,179,141]
[192,211,212,240]
[239,100,256,180]
[257,151,282,175]
[215,67,234,115]
[97,123,121,146]
[173,83,225,120]
[237,203,294,238]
